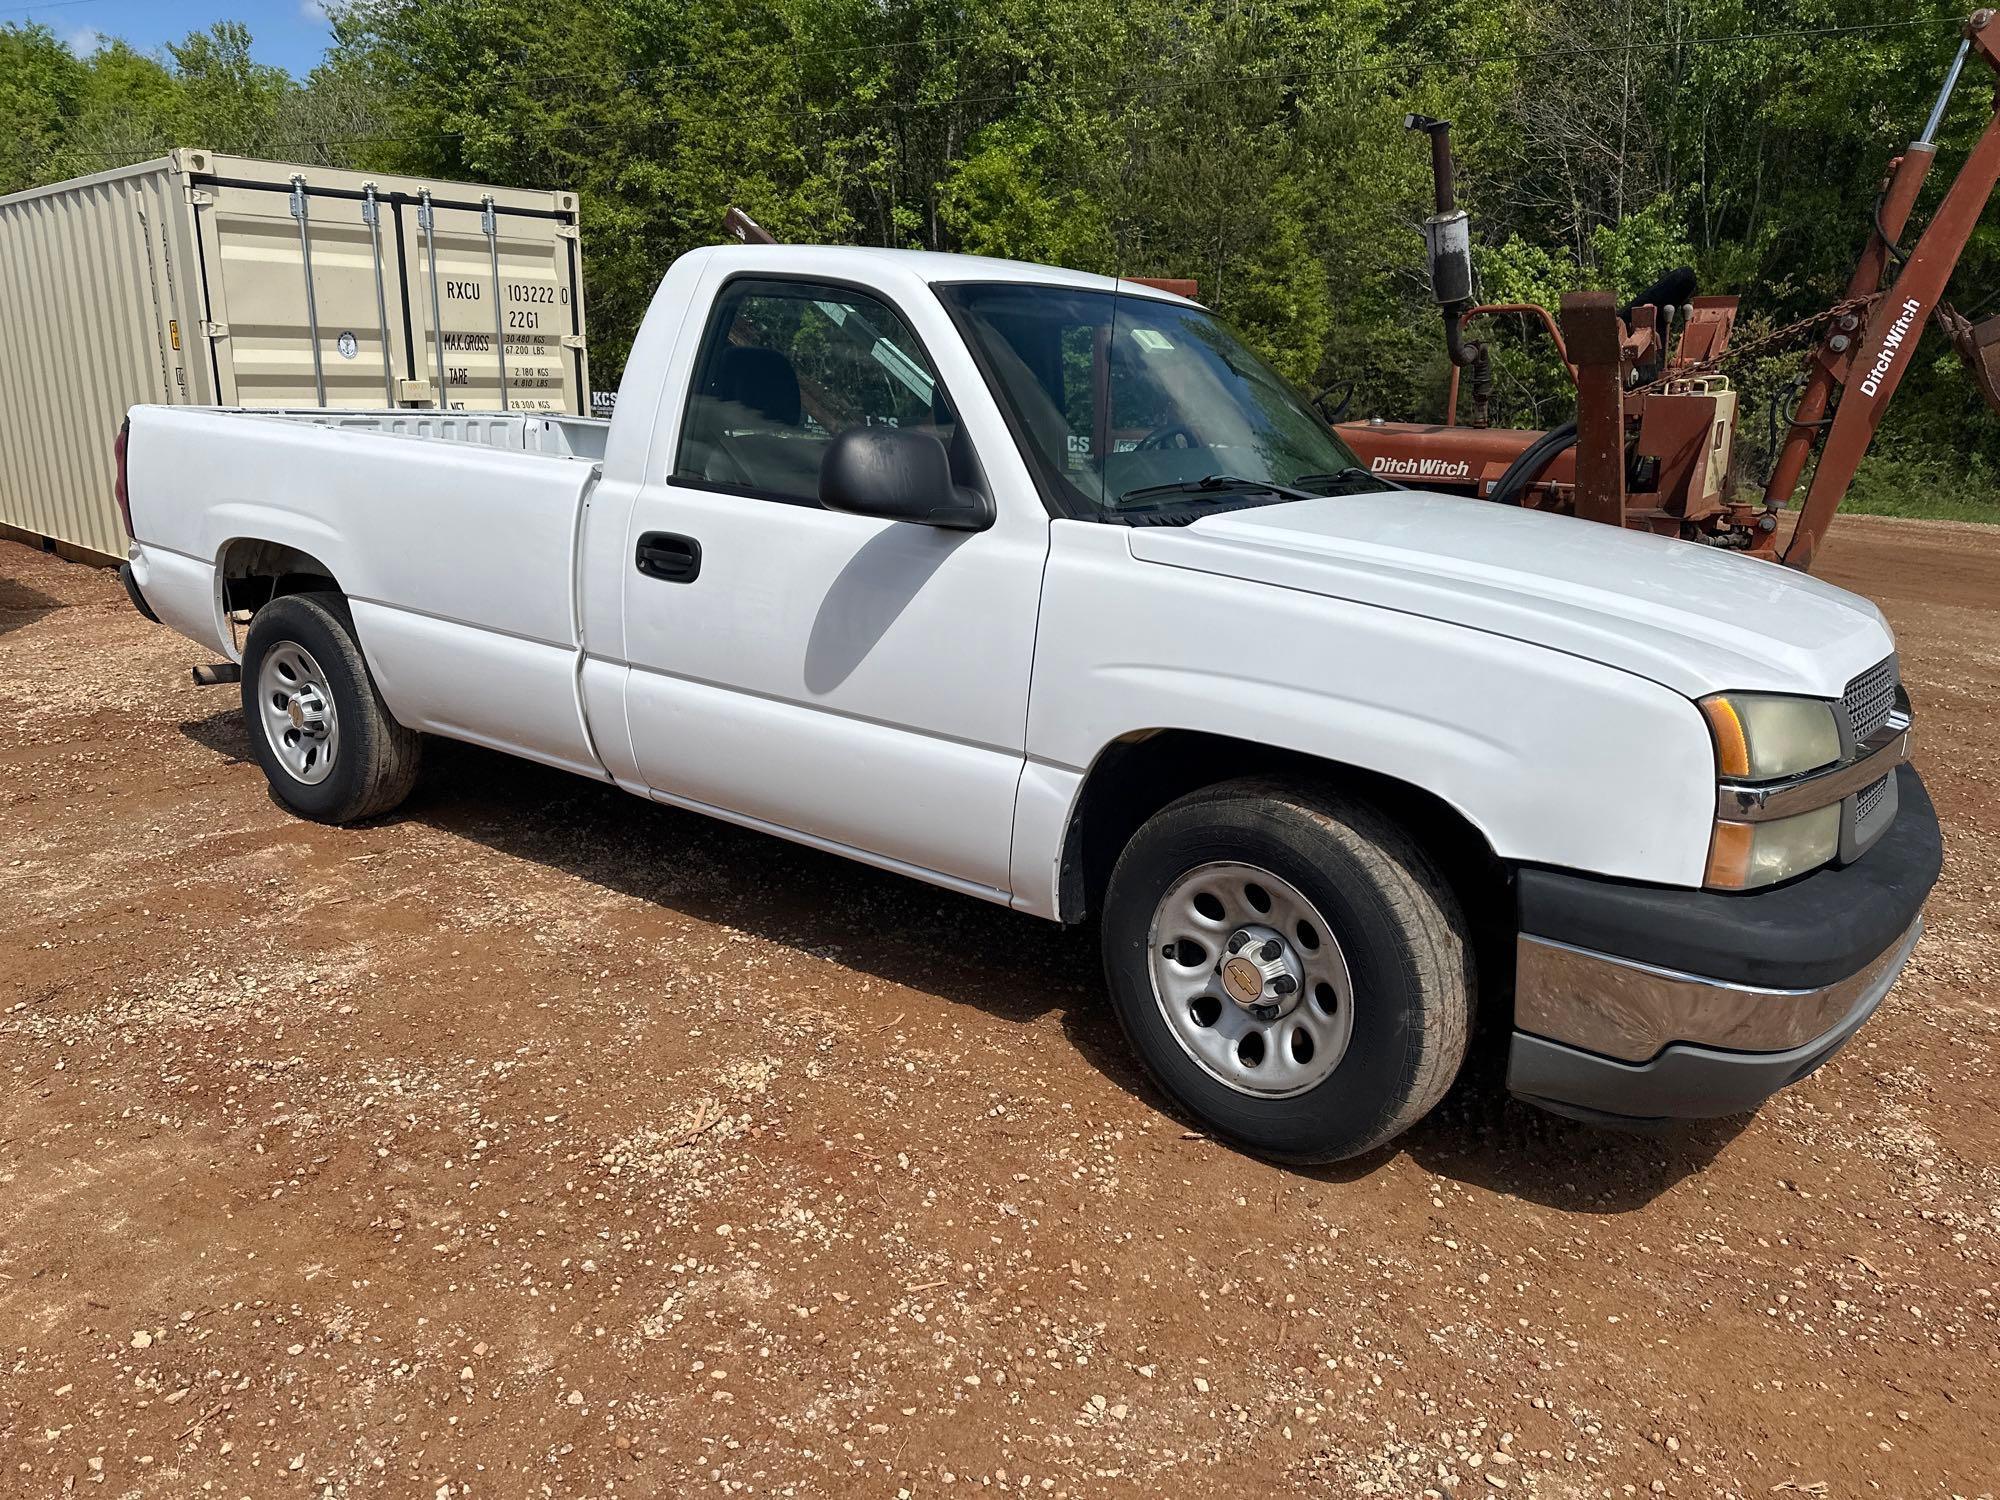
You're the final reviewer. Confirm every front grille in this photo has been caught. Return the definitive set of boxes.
[1856,773,1890,823]
[1841,656,1899,745]
[1853,769,1898,853]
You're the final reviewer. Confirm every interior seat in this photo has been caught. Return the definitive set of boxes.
[712,345,802,427]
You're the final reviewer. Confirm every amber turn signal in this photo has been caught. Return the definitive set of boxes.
[1700,697,1751,779]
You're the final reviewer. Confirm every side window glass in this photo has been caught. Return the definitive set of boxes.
[992,320,1176,506]
[673,280,954,505]
[1056,323,1098,490]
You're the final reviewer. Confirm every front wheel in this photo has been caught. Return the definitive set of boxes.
[1101,778,1474,1162]
[240,592,421,824]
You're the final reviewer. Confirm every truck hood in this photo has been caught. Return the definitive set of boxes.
[1126,490,1893,699]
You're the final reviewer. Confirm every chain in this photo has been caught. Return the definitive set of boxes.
[1630,293,1882,393]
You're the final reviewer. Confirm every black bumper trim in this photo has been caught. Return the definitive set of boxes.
[1517,765,1941,990]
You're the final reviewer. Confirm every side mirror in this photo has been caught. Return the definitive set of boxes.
[819,426,994,531]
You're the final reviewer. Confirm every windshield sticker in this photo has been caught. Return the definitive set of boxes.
[1130,328,1175,352]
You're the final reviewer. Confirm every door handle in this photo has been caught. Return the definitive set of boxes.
[635,531,701,583]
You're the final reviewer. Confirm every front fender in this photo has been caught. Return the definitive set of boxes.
[1014,528,1716,917]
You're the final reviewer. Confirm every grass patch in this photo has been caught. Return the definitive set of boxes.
[1819,454,2000,525]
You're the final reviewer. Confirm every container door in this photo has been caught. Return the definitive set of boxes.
[193,179,413,409]
[132,193,190,408]
[396,195,582,412]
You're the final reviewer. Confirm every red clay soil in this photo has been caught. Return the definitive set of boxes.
[1,512,1995,1499]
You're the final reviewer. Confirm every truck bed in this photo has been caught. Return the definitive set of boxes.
[125,402,606,777]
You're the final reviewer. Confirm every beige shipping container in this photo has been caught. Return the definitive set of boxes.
[0,149,589,564]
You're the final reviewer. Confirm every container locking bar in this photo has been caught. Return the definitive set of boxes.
[289,175,327,406]
[482,195,511,410]
[419,189,449,408]
[361,184,396,408]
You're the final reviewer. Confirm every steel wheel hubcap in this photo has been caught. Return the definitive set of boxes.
[1146,861,1355,1098]
[256,640,339,785]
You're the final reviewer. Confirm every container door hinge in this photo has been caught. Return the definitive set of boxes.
[202,320,230,340]
[186,188,214,208]
[560,333,587,350]
[554,223,580,240]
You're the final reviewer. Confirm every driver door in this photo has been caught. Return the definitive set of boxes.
[616,273,1047,897]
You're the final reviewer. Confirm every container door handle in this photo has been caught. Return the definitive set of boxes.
[635,532,701,583]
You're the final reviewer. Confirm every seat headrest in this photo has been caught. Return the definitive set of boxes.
[712,345,802,427]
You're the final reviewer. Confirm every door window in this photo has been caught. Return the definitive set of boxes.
[674,279,957,505]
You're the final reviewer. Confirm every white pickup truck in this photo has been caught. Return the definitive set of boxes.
[117,243,1942,1161]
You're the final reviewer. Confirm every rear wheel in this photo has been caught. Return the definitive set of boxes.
[240,592,420,824]
[1102,777,1474,1162]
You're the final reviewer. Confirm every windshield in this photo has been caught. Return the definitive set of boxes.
[937,282,1370,518]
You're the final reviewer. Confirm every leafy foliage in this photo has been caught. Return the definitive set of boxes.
[3,0,1998,502]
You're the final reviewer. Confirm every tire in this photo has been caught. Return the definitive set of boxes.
[1101,777,1474,1163]
[239,592,421,824]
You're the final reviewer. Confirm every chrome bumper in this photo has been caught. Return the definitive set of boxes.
[1508,764,1939,1125]
[1515,917,1923,1064]
[1506,918,1922,1124]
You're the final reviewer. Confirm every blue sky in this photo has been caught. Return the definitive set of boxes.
[8,0,337,77]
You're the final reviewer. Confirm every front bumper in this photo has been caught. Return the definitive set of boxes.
[1507,764,1942,1124]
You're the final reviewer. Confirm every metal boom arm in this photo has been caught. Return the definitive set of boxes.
[1775,10,2000,569]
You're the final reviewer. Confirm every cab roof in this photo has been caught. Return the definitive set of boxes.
[695,242,1204,307]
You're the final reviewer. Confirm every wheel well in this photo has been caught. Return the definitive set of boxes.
[217,539,342,620]
[1057,730,1511,936]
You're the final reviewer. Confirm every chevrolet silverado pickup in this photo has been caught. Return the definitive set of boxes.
[116,244,1943,1161]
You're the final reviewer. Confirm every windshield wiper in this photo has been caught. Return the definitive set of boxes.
[1114,473,1319,507]
[1294,467,1403,493]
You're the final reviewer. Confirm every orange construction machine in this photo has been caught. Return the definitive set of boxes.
[1335,9,2000,571]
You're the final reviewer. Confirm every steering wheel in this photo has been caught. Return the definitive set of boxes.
[1134,423,1199,451]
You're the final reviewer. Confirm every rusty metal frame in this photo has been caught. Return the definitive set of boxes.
[1561,292,1628,525]
[1443,303,1575,427]
[1343,11,2000,567]
[1774,10,2000,568]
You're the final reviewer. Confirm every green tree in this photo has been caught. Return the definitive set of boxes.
[41,41,179,180]
[1,0,1996,499]
[166,21,293,149]
[0,23,85,194]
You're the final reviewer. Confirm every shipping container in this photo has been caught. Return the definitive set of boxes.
[0,149,589,564]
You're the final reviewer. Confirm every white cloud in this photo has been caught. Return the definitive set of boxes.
[299,0,330,19]
[65,26,105,58]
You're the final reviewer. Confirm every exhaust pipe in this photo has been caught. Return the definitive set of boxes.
[1407,114,1490,422]
[192,663,241,686]
[1406,115,1475,311]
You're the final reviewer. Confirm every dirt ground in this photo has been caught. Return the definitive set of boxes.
[1,514,1995,1500]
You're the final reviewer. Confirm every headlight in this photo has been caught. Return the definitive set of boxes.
[1698,691,1844,889]
[1704,804,1842,890]
[1699,692,1841,780]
